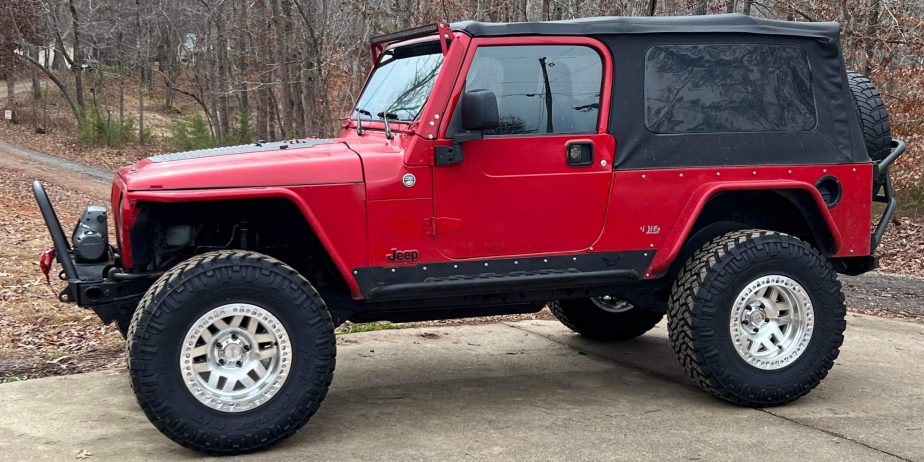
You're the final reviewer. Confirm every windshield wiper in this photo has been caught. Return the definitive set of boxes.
[376,111,398,140]
[354,107,372,136]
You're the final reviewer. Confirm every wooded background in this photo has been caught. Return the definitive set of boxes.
[0,0,921,155]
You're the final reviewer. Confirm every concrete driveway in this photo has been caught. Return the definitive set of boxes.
[1,315,921,461]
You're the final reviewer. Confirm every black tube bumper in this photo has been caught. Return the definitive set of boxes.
[871,139,906,251]
[32,181,154,326]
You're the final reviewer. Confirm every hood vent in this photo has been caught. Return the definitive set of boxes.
[148,139,334,163]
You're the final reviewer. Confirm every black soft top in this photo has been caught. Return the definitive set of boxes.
[452,14,839,41]
[450,14,869,169]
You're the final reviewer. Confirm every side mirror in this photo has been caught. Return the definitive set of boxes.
[461,89,499,132]
[434,89,499,166]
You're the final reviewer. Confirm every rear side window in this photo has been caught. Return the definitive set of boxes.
[465,45,602,136]
[645,44,816,134]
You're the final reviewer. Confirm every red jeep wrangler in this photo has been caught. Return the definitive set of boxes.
[34,14,906,454]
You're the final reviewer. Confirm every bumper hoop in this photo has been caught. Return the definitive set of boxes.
[32,181,79,282]
[871,139,906,251]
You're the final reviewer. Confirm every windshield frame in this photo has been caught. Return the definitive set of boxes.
[351,37,446,128]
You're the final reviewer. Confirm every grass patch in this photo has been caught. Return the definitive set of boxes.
[2,376,22,383]
[336,321,417,335]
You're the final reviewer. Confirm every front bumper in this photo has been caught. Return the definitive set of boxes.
[32,181,154,327]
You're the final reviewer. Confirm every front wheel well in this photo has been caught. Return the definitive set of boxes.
[128,198,346,291]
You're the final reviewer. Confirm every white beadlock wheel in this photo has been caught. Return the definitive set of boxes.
[667,230,846,407]
[127,250,336,454]
[180,303,292,412]
[729,275,814,370]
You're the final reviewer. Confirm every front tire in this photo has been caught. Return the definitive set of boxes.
[667,230,846,407]
[550,297,664,341]
[126,250,336,454]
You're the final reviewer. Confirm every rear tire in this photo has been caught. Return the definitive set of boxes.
[667,230,845,407]
[126,250,336,454]
[550,297,664,341]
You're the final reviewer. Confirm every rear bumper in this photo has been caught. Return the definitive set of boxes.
[32,181,155,326]
[871,139,906,251]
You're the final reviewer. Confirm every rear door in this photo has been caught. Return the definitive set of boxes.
[432,38,615,259]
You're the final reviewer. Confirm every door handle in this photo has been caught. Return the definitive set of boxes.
[566,142,594,166]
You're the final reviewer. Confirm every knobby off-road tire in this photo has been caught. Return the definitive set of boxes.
[550,298,664,341]
[846,71,891,164]
[126,250,336,454]
[667,230,846,407]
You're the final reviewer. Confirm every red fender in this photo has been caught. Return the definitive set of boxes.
[646,180,843,277]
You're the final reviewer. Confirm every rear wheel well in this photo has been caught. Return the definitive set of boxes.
[128,198,346,291]
[654,189,836,302]
[675,190,835,272]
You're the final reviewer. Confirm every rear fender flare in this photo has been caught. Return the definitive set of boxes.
[647,180,841,277]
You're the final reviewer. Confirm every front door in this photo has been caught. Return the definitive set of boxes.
[433,39,615,259]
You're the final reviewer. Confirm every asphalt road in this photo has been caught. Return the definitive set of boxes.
[1,315,921,461]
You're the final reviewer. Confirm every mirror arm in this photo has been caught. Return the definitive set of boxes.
[434,130,483,166]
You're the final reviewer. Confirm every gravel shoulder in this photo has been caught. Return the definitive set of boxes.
[841,271,924,323]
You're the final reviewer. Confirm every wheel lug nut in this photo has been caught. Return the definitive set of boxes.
[219,359,225,365]
[216,342,222,349]
[742,320,749,325]
[244,345,251,351]
[236,361,242,367]
[232,333,238,340]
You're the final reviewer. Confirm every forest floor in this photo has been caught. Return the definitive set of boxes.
[1,82,923,383]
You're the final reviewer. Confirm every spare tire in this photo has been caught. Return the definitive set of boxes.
[846,71,892,163]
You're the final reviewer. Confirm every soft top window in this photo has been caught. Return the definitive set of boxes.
[644,44,816,134]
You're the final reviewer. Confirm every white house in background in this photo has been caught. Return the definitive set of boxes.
[15,44,76,69]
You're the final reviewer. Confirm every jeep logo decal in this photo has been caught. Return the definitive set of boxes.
[387,248,420,263]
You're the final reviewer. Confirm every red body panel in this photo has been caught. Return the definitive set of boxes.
[120,142,363,191]
[121,184,367,296]
[433,134,616,258]
[594,165,873,277]
[110,31,876,301]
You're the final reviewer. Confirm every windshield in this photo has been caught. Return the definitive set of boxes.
[354,42,444,122]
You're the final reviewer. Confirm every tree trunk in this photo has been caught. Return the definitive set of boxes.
[864,0,881,75]
[5,69,14,123]
[68,0,85,109]
[119,77,125,121]
[215,10,231,142]
[255,0,271,141]
[743,0,751,16]
[694,0,708,15]
[236,0,250,117]
[271,0,293,137]
[139,66,145,144]
[136,0,144,144]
